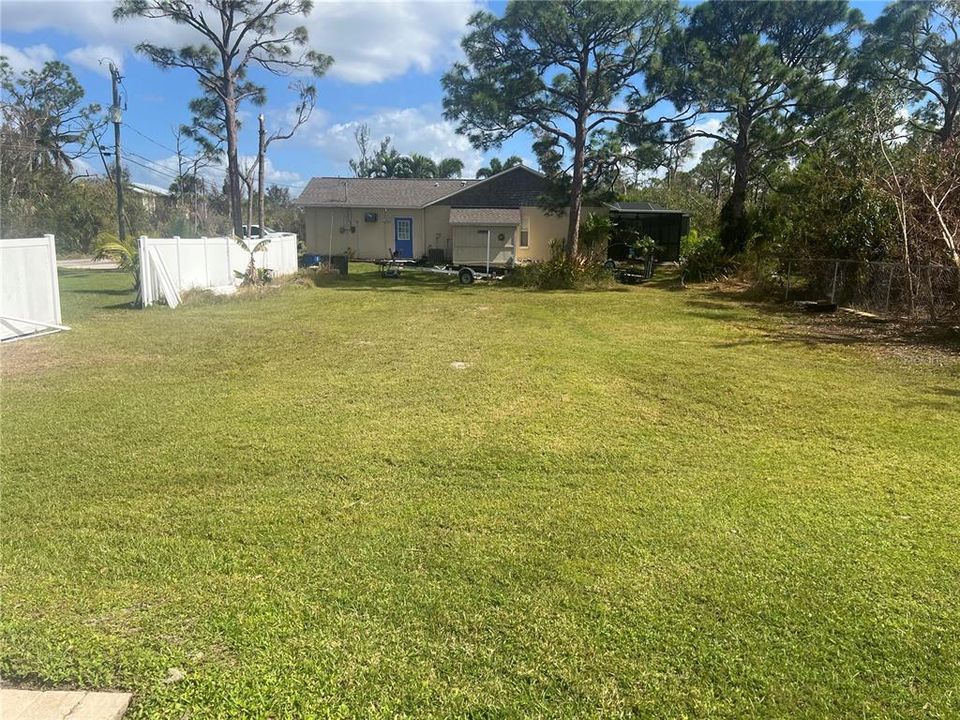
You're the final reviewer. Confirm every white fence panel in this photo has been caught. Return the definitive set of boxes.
[139,233,298,307]
[0,234,64,340]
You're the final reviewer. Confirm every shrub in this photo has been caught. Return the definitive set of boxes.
[506,257,615,290]
[92,231,140,289]
[580,213,614,263]
[680,229,735,283]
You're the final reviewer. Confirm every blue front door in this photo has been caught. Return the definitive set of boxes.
[394,217,413,258]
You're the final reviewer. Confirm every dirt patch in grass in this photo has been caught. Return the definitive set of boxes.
[778,312,960,365]
[1,341,70,378]
[1,341,162,379]
[699,279,960,365]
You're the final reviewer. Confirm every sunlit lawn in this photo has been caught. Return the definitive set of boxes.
[2,265,958,718]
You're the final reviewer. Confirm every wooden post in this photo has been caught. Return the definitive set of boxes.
[784,259,791,301]
[830,260,839,304]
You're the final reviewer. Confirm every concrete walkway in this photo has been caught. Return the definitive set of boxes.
[57,258,119,270]
[0,689,131,720]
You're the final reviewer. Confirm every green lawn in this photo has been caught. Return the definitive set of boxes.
[2,265,959,718]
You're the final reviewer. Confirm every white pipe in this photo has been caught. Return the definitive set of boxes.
[486,229,491,275]
[0,315,71,331]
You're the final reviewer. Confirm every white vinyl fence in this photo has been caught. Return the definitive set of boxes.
[139,233,298,307]
[1,234,67,341]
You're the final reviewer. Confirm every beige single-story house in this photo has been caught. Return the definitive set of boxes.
[295,165,602,265]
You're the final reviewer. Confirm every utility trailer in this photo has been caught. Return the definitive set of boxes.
[376,228,514,284]
[374,257,508,284]
[419,264,509,285]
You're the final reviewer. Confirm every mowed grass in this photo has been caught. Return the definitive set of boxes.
[2,265,959,719]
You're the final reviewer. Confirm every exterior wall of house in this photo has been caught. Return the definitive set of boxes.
[517,206,606,262]
[303,203,607,263]
[304,206,434,259]
[519,206,566,262]
[423,205,451,259]
[451,225,517,266]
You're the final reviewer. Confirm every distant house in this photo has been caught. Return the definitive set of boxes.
[295,165,603,264]
[128,182,170,213]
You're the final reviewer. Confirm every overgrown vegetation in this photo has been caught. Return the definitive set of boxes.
[440,0,959,316]
[506,256,616,290]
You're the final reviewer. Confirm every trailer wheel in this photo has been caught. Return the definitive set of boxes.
[458,267,475,285]
[604,259,616,269]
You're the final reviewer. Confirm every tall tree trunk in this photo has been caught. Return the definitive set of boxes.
[940,87,957,143]
[223,75,243,237]
[565,53,590,263]
[720,114,751,253]
[247,180,254,237]
[258,114,266,237]
[565,127,586,263]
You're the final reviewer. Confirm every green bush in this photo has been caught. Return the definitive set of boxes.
[680,229,735,282]
[506,258,615,290]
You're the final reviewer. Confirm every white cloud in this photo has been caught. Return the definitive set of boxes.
[1,1,198,55]
[238,155,305,188]
[305,1,477,83]
[0,42,56,73]
[65,44,123,76]
[306,105,484,177]
[1,0,477,85]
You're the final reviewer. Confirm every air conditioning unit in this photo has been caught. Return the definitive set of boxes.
[364,211,378,222]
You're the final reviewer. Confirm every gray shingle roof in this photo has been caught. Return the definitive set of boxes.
[449,208,521,225]
[296,177,476,208]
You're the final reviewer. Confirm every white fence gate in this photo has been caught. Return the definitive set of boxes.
[139,233,298,307]
[0,234,66,341]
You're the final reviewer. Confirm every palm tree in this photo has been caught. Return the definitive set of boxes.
[234,236,272,286]
[406,153,438,178]
[93,232,140,291]
[436,157,464,178]
[476,155,523,178]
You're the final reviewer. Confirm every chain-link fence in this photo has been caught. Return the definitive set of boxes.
[752,257,960,319]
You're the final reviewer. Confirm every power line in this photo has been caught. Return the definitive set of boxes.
[123,156,180,181]
[123,122,180,155]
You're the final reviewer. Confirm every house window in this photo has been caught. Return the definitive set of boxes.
[520,230,529,248]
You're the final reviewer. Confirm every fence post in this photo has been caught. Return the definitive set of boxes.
[884,263,895,313]
[830,260,839,304]
[201,237,210,287]
[173,236,182,292]
[784,259,791,302]
[925,264,936,321]
[138,235,150,306]
[45,234,62,325]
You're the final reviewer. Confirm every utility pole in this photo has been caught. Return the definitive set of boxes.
[257,113,266,237]
[109,62,126,243]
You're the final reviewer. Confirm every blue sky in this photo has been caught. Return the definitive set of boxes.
[1,0,888,195]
